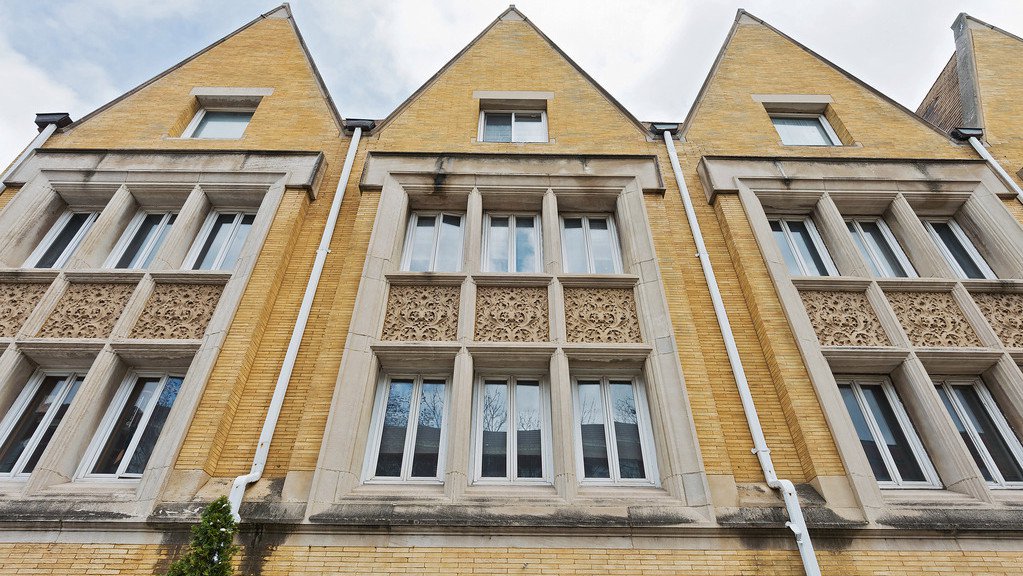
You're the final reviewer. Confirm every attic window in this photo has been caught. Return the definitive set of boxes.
[754,94,848,146]
[475,91,551,143]
[181,87,272,139]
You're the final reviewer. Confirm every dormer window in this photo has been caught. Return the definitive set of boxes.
[180,87,272,140]
[480,111,547,143]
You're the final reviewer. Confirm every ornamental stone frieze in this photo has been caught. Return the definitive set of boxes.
[0,282,49,338]
[130,284,224,340]
[475,286,549,342]
[381,285,460,341]
[563,287,642,343]
[799,290,890,347]
[37,283,135,339]
[886,291,982,348]
[972,292,1023,349]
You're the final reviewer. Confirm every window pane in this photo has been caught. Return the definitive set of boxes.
[139,214,176,268]
[847,222,882,277]
[562,218,588,273]
[34,213,92,268]
[193,214,234,270]
[116,214,163,269]
[486,217,510,272]
[0,376,80,474]
[610,382,645,479]
[588,218,617,274]
[483,113,512,142]
[480,381,508,478]
[515,381,543,479]
[91,377,162,475]
[411,381,445,477]
[937,386,994,482]
[839,384,891,482]
[375,380,413,477]
[861,221,908,277]
[434,214,463,272]
[407,216,436,272]
[932,222,986,279]
[22,376,82,474]
[514,217,538,273]
[514,112,546,142]
[772,116,832,146]
[192,111,253,139]
[217,213,254,270]
[124,376,181,476]
[771,220,802,276]
[786,220,830,276]
[860,385,926,483]
[577,382,609,478]
[953,385,1023,483]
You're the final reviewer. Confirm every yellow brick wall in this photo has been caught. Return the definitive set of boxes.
[971,24,1023,189]
[0,185,19,212]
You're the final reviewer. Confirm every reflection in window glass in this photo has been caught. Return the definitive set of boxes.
[475,378,546,482]
[768,218,834,276]
[926,220,994,279]
[936,380,1023,487]
[485,214,541,273]
[0,373,83,476]
[770,115,838,146]
[371,377,447,480]
[113,213,177,269]
[481,111,547,143]
[402,213,464,272]
[190,212,254,270]
[846,220,913,278]
[29,212,98,268]
[561,215,621,274]
[575,377,652,483]
[190,110,253,139]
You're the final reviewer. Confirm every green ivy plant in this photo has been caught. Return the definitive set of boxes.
[166,496,239,576]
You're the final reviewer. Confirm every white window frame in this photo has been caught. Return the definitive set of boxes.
[477,110,549,143]
[471,375,553,484]
[769,113,841,146]
[399,212,465,272]
[183,211,255,270]
[839,377,941,489]
[24,211,98,268]
[571,375,658,486]
[0,370,85,479]
[364,373,450,484]
[104,211,176,269]
[923,219,997,279]
[935,377,1023,489]
[481,213,543,273]
[770,217,839,276]
[846,218,917,278]
[559,214,624,274]
[76,371,182,481]
[181,107,256,139]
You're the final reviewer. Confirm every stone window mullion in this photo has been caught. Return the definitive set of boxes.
[814,192,870,277]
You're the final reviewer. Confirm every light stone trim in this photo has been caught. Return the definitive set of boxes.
[885,291,983,348]
[129,283,224,340]
[37,283,136,339]
[0,283,49,338]
[563,287,642,343]
[474,286,549,342]
[380,285,460,341]
[799,290,890,347]
[973,292,1023,348]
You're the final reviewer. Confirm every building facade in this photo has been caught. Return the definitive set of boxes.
[0,5,1022,574]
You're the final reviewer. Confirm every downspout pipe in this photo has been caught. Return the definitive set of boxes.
[0,113,70,195]
[950,128,1023,204]
[659,128,822,576]
[229,122,366,521]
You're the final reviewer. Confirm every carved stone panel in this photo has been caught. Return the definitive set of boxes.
[564,287,642,343]
[800,290,890,347]
[973,292,1023,348]
[886,291,982,348]
[38,283,135,339]
[381,285,460,341]
[475,286,549,342]
[130,284,224,340]
[0,283,49,338]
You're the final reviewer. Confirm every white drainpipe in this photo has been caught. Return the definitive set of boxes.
[662,131,822,576]
[966,136,1023,204]
[0,123,59,195]
[229,126,363,521]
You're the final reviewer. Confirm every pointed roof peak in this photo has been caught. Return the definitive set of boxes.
[500,5,526,22]
[263,3,292,20]
[955,12,1023,43]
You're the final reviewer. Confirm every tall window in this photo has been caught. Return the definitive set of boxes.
[483,214,541,273]
[183,109,254,139]
[846,219,915,278]
[25,211,98,268]
[401,213,464,272]
[186,212,255,271]
[935,378,1023,488]
[480,111,547,143]
[369,376,447,481]
[561,215,622,274]
[107,212,176,269]
[574,377,654,484]
[79,373,182,479]
[0,372,84,478]
[837,377,940,488]
[924,219,996,279]
[770,115,840,146]
[473,377,549,483]
[770,218,837,276]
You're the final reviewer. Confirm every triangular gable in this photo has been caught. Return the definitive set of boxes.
[371,6,649,144]
[682,10,960,151]
[950,13,1023,143]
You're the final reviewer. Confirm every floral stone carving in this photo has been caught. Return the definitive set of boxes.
[475,286,549,342]
[973,292,1023,348]
[381,285,460,341]
[0,283,49,338]
[799,290,890,347]
[38,283,135,339]
[564,287,642,343]
[130,283,224,340]
[886,291,982,348]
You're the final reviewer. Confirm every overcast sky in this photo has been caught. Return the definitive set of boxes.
[2,0,1022,164]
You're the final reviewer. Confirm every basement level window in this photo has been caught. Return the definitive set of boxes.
[770,114,840,146]
[480,111,547,143]
[183,109,254,139]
